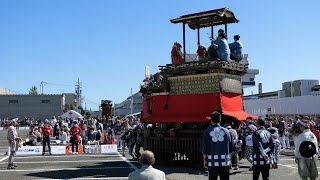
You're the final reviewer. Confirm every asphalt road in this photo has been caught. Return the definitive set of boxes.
[0,129,319,180]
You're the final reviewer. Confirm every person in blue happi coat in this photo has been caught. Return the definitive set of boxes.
[229,34,243,62]
[252,119,275,180]
[201,112,234,180]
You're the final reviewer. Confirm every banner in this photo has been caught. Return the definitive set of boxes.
[84,145,101,154]
[51,146,66,155]
[16,146,43,156]
[101,144,117,154]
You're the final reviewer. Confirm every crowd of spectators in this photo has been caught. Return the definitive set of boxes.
[1,115,146,158]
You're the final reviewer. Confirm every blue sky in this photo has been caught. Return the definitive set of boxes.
[1,1,320,110]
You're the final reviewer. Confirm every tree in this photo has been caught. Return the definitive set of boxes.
[29,86,38,95]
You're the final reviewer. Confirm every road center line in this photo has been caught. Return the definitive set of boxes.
[0,156,8,162]
[0,166,133,172]
[41,178,128,180]
[0,159,125,165]
[118,152,138,171]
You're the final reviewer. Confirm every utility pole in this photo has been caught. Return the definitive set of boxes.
[75,78,82,109]
[40,81,47,95]
[130,88,133,115]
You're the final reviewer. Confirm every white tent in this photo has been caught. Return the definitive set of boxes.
[60,110,83,119]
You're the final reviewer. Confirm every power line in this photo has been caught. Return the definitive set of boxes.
[84,98,100,105]
[46,82,74,87]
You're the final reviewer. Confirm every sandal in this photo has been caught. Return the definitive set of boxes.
[7,166,15,169]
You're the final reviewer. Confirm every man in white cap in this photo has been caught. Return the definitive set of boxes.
[7,119,21,169]
[295,120,318,180]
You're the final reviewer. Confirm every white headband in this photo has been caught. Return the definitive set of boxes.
[297,120,308,127]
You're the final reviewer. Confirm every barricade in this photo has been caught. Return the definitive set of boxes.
[14,144,117,156]
[101,144,117,154]
[16,146,43,156]
[66,144,84,154]
[51,146,67,155]
[84,145,100,154]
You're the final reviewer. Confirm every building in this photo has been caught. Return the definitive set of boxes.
[0,87,15,95]
[114,92,143,116]
[0,93,78,120]
[63,93,78,110]
[244,79,320,116]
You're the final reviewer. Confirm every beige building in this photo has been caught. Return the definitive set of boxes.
[0,87,15,95]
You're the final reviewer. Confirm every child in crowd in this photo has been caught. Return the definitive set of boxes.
[245,124,257,171]
[268,127,281,169]
[227,126,241,170]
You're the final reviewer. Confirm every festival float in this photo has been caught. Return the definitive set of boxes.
[140,8,257,166]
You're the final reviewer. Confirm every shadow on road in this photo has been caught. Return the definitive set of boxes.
[25,161,135,179]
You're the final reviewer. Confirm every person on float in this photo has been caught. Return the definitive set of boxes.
[171,42,184,64]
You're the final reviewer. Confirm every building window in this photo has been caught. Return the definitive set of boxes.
[249,78,254,81]
[9,100,18,103]
[41,100,51,103]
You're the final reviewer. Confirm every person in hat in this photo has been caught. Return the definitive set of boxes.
[42,120,52,155]
[252,119,275,180]
[7,119,21,169]
[200,111,234,180]
[294,120,318,180]
[229,34,243,62]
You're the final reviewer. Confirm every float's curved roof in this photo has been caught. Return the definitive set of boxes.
[170,7,239,30]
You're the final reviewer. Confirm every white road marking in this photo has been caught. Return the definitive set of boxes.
[0,166,133,172]
[14,154,120,159]
[0,156,8,162]
[118,152,138,171]
[72,178,128,180]
[0,159,125,165]
[41,178,128,180]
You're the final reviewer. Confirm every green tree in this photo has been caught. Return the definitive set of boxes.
[29,86,38,95]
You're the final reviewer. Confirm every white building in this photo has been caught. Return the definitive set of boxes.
[114,92,143,116]
[244,79,320,116]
